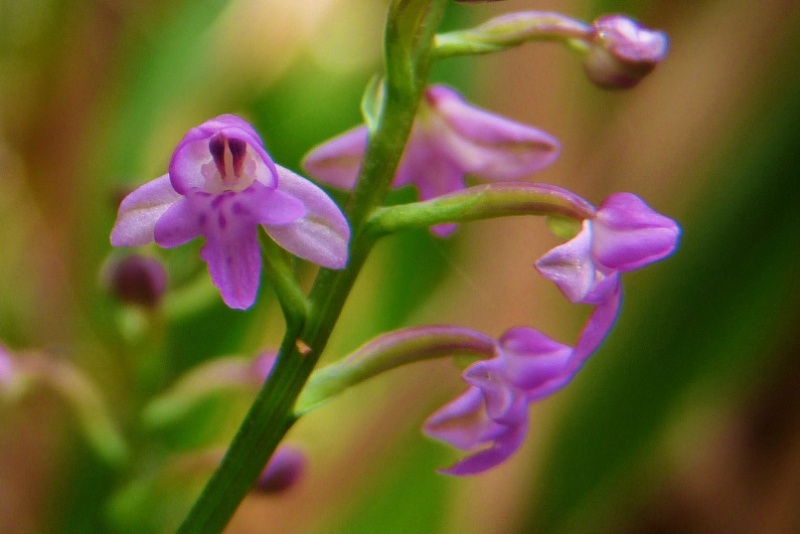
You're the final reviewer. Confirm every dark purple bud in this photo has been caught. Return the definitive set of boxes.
[255,446,305,494]
[105,255,168,307]
[583,15,668,89]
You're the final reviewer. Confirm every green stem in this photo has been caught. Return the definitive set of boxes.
[176,1,446,532]
[367,182,596,237]
[433,11,593,60]
[259,233,309,331]
[296,326,496,414]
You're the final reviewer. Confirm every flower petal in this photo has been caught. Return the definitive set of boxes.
[498,327,572,391]
[573,284,622,361]
[153,195,204,248]
[526,286,623,402]
[535,221,597,303]
[462,358,519,421]
[301,126,368,189]
[111,174,181,247]
[169,115,278,194]
[238,181,305,227]
[592,193,680,271]
[200,210,262,310]
[423,387,497,450]
[427,85,560,181]
[263,166,350,269]
[439,415,528,476]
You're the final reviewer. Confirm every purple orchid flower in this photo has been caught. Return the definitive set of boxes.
[424,290,621,475]
[111,115,350,310]
[302,85,560,236]
[535,192,680,304]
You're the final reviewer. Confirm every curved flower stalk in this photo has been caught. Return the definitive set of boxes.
[423,291,620,475]
[111,115,350,310]
[144,351,276,429]
[0,346,127,464]
[434,12,667,89]
[292,307,622,476]
[302,85,560,236]
[535,192,680,305]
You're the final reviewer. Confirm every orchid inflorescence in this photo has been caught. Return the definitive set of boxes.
[0,3,678,533]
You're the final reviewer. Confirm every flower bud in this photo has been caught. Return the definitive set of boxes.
[255,446,305,494]
[105,254,168,307]
[583,15,668,89]
[0,346,15,396]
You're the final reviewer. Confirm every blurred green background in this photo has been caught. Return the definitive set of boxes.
[0,0,799,532]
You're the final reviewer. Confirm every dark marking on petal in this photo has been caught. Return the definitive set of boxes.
[198,213,207,227]
[229,138,247,177]
[231,201,247,215]
[218,212,227,230]
[209,133,226,176]
[211,194,227,209]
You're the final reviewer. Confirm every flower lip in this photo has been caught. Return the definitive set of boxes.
[168,115,280,195]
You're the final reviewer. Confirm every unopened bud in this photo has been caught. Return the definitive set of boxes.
[583,15,668,89]
[0,346,15,395]
[256,446,305,494]
[105,255,167,307]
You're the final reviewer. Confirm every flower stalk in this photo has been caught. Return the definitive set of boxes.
[296,326,496,414]
[367,182,596,237]
[176,1,446,532]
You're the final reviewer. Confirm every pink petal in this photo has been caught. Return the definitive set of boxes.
[463,358,519,421]
[427,85,560,181]
[301,126,369,189]
[263,166,350,269]
[424,387,495,450]
[111,174,181,247]
[592,193,680,271]
[535,221,597,303]
[153,195,205,248]
[200,210,262,310]
[240,181,305,227]
[498,327,572,391]
[439,415,528,476]
[526,286,623,402]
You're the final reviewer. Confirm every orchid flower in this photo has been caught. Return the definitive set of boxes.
[535,192,680,304]
[302,85,560,236]
[111,115,350,309]
[423,290,620,475]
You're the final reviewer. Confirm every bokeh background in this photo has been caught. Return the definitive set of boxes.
[1,0,799,532]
